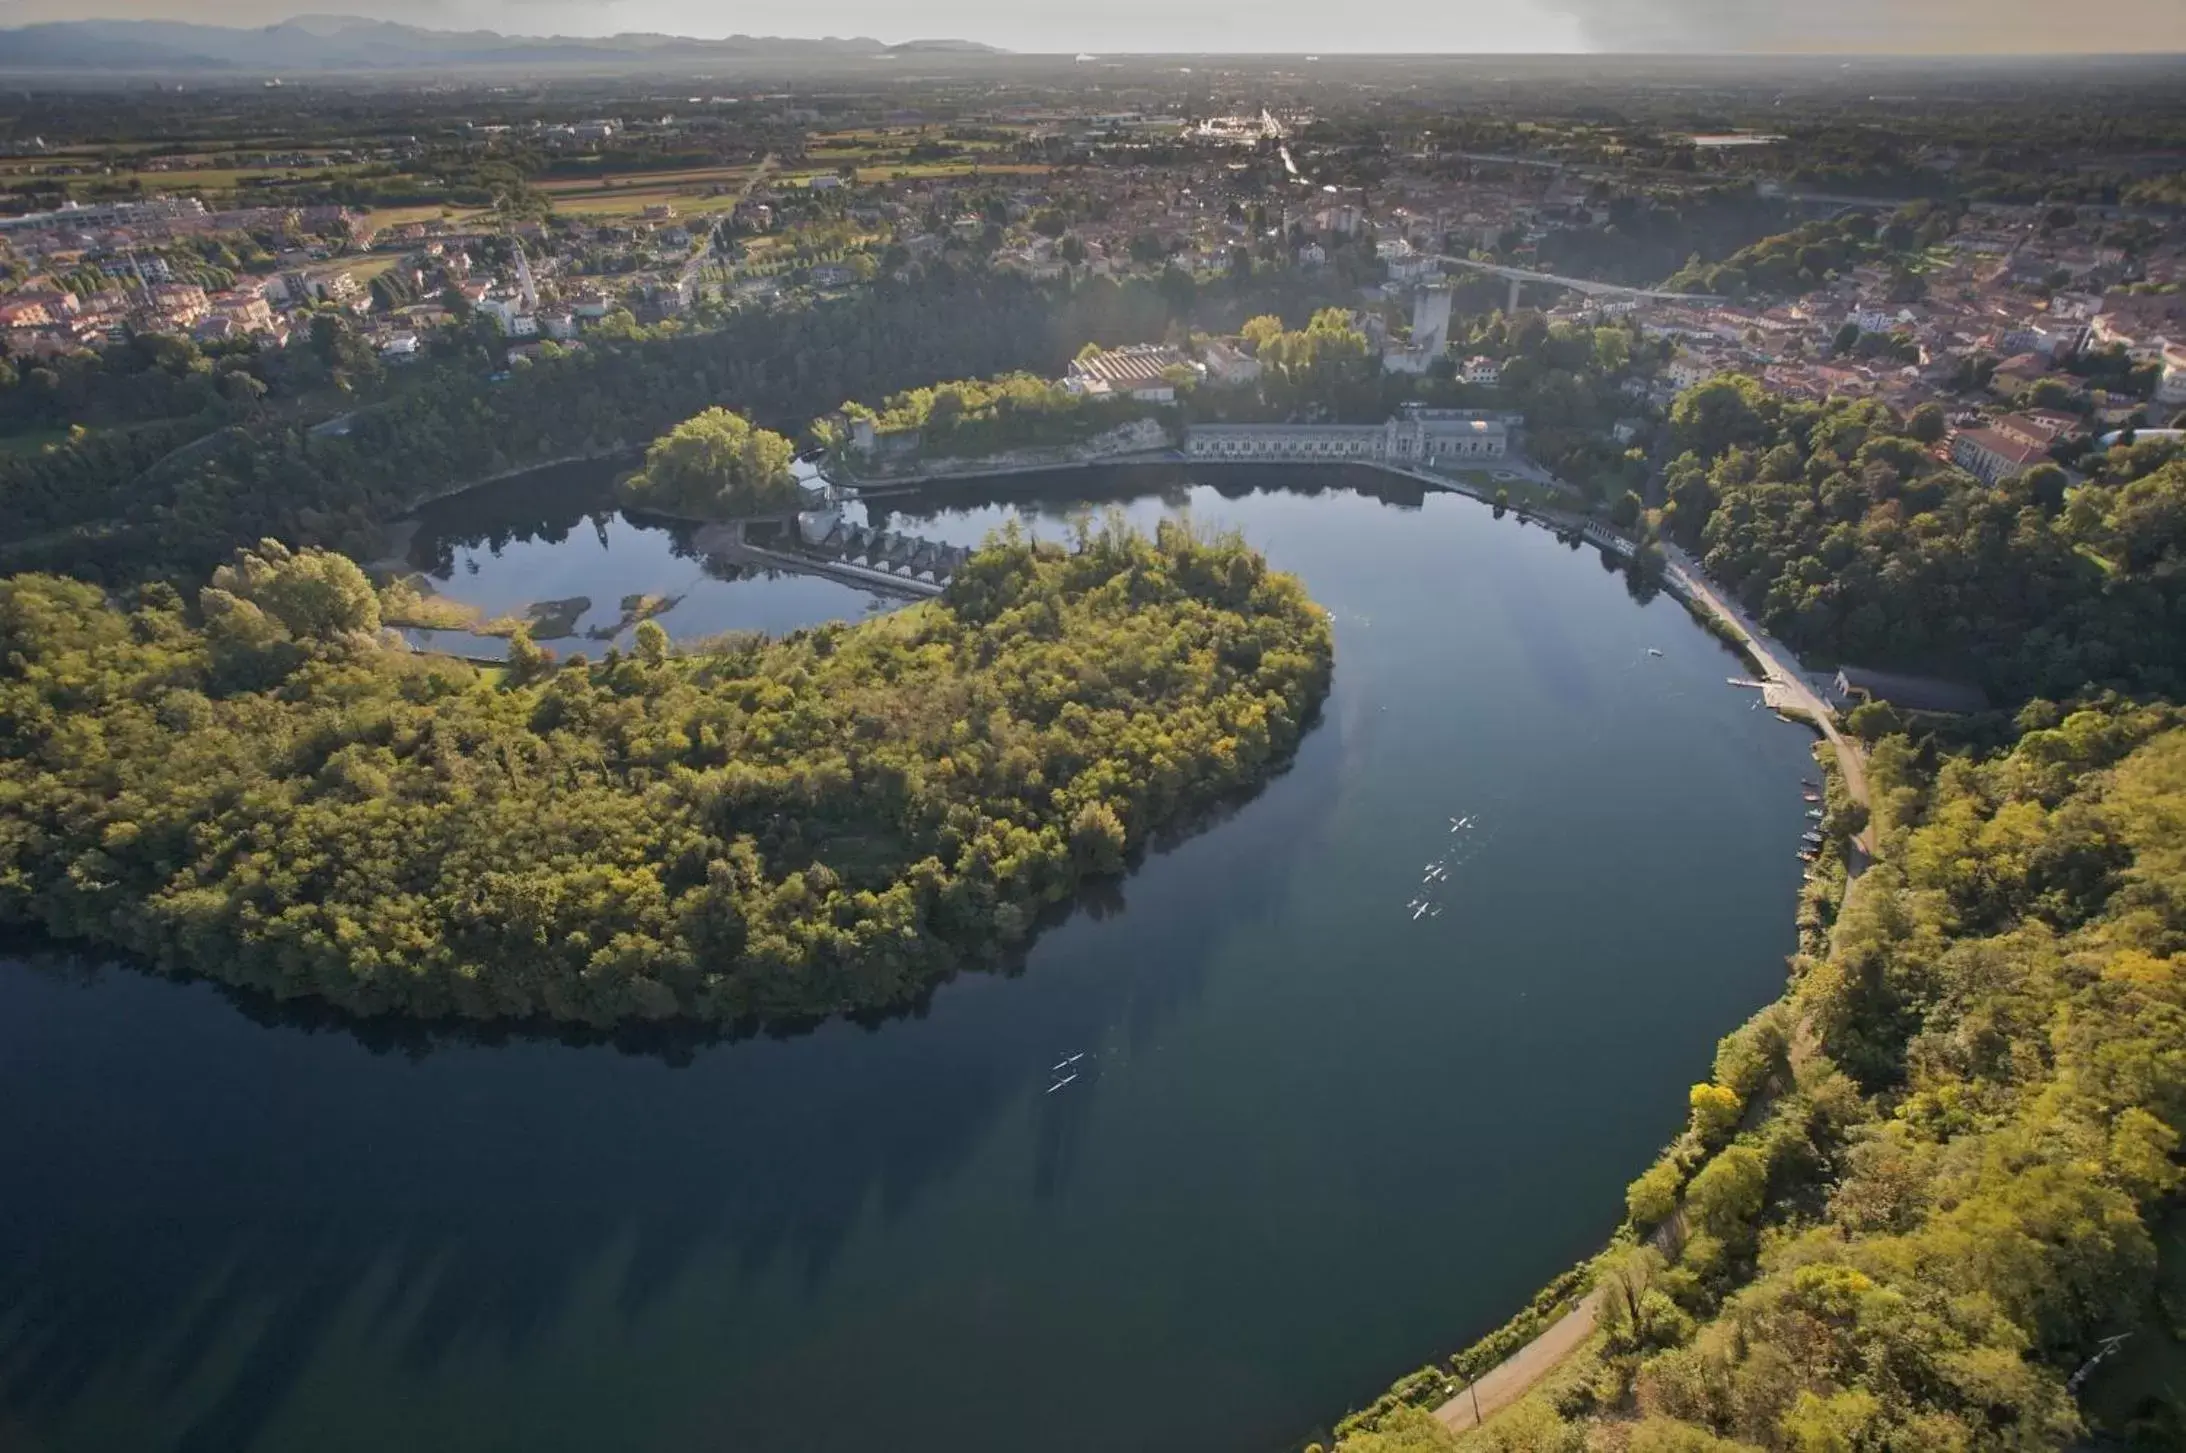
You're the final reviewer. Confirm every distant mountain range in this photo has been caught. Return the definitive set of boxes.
[0,15,1010,72]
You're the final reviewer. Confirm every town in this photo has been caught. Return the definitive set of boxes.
[4,64,2182,499]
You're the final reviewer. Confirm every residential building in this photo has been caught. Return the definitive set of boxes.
[1951,424,2050,485]
[2159,345,2186,408]
[1666,352,1719,391]
[476,294,539,336]
[1987,352,2049,396]
[1199,339,1262,385]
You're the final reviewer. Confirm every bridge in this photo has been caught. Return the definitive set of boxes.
[1431,255,1724,312]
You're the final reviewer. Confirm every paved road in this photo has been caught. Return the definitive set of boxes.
[1431,1216,1683,1435]
[1431,1295,1600,1434]
[1418,550,1873,1438]
[1660,544,1871,854]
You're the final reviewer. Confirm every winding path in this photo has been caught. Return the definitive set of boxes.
[1659,543,1872,858]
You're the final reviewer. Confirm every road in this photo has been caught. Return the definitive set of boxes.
[1659,543,1871,853]
[1417,548,1874,1438]
[1431,1216,1683,1435]
[1431,1295,1600,1434]
[681,152,775,300]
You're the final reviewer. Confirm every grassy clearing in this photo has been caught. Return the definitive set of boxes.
[367,203,487,230]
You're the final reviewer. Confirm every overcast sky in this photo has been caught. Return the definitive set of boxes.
[3,0,2184,53]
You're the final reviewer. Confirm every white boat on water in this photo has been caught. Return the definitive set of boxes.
[1047,1074,1078,1094]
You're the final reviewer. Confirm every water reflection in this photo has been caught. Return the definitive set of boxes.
[1,468,1818,1453]
[394,460,897,659]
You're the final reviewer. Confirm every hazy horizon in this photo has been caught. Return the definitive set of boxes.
[3,0,2186,56]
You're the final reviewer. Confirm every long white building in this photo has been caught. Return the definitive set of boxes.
[1185,409,1508,466]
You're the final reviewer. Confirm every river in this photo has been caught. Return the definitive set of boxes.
[0,463,1818,1453]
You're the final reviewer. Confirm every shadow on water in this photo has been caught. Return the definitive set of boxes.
[0,688,1343,1453]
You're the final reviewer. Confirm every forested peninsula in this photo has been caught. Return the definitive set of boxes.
[0,522,1331,1027]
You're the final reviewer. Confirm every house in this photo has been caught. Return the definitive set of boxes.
[378,331,421,361]
[1994,411,2079,452]
[1666,352,1718,391]
[1200,338,1262,385]
[1950,424,2050,485]
[1986,352,2049,396]
[476,294,538,337]
[0,298,55,329]
[2159,345,2186,407]
[1067,344,1196,403]
[144,283,210,330]
[1834,666,1990,716]
[2091,293,2186,360]
[1463,356,1502,386]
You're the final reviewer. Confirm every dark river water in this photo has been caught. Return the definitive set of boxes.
[0,464,1818,1453]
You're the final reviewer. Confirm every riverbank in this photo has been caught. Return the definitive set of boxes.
[364,445,641,575]
[832,418,1177,493]
[1324,735,1870,1451]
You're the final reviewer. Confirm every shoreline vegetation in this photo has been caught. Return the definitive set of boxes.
[1323,700,2186,1452]
[1315,383,2186,1452]
[618,406,803,519]
[0,522,1332,1029]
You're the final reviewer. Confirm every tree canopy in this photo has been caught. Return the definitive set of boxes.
[620,407,798,518]
[1659,378,2186,700]
[0,522,1330,1029]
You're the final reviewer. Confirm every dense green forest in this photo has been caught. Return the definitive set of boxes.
[1657,376,2186,700]
[620,407,799,517]
[0,521,1330,1028]
[1661,208,1946,300]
